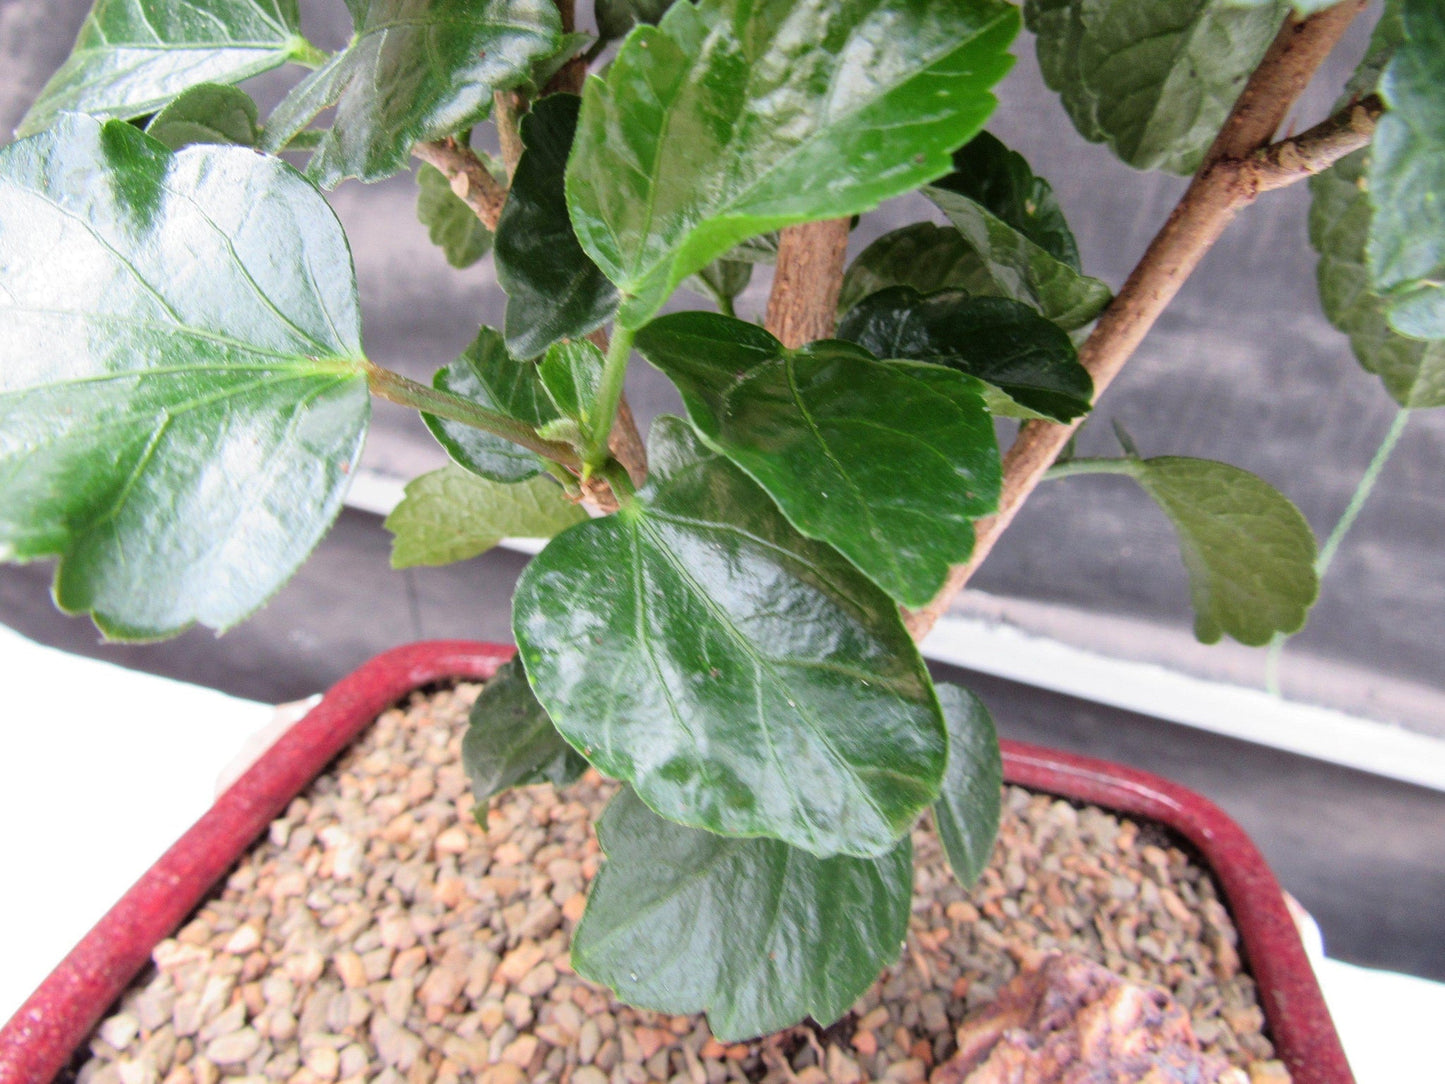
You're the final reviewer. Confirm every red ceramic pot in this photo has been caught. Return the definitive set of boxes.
[0,641,1352,1083]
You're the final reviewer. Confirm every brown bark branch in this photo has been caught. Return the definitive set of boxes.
[765,218,851,348]
[494,90,527,181]
[1248,94,1383,193]
[411,138,508,231]
[902,0,1369,641]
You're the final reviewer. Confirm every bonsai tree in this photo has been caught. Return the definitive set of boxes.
[0,0,1436,1042]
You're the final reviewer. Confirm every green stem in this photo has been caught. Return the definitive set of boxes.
[583,323,637,473]
[1043,457,1139,480]
[1264,408,1411,693]
[287,36,330,70]
[365,363,581,471]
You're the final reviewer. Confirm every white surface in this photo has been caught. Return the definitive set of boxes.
[0,623,274,1023]
[920,612,1445,794]
[1,619,1439,1082]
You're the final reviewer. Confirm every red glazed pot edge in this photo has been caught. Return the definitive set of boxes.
[0,640,1352,1084]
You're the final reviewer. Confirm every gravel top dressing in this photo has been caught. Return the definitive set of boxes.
[66,683,1286,1084]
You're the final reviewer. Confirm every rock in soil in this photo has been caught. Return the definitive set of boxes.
[67,683,1288,1084]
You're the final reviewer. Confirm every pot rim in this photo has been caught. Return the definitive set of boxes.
[0,640,1352,1084]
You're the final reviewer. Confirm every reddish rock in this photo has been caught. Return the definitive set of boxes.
[931,953,1250,1084]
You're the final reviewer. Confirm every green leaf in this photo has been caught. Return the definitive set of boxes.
[1367,0,1445,340]
[415,163,495,269]
[595,0,677,44]
[385,466,584,568]
[538,339,605,429]
[0,115,367,640]
[1343,0,1403,102]
[931,683,1001,888]
[684,259,754,316]
[1063,457,1318,645]
[494,94,619,359]
[261,0,561,186]
[932,131,1081,270]
[424,329,559,483]
[1310,149,1445,408]
[636,313,999,607]
[517,32,594,96]
[1023,0,1286,174]
[463,657,588,801]
[513,418,946,858]
[573,787,912,1042]
[839,212,1111,335]
[567,0,1020,327]
[17,0,309,138]
[837,287,1093,422]
[144,84,261,150]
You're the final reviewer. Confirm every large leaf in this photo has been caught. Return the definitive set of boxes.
[839,212,1112,334]
[17,0,311,138]
[933,131,1081,270]
[144,84,261,151]
[573,787,912,1042]
[636,313,999,608]
[1367,0,1445,341]
[1062,457,1318,645]
[513,418,946,858]
[1023,0,1286,174]
[567,0,1020,327]
[424,329,558,483]
[837,286,1093,422]
[1310,150,1445,408]
[261,0,561,186]
[463,657,588,802]
[931,683,1001,888]
[494,94,619,359]
[415,163,495,269]
[385,466,584,568]
[0,116,367,639]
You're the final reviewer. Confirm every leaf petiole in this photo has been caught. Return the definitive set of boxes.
[365,362,581,470]
[582,322,637,471]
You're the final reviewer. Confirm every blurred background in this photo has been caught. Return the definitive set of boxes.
[1,1,1441,1072]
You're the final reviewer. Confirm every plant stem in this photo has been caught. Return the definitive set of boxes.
[902,0,1369,642]
[765,218,851,348]
[1264,408,1411,691]
[494,91,527,181]
[365,362,580,471]
[583,323,638,473]
[1043,457,1138,481]
[412,139,509,230]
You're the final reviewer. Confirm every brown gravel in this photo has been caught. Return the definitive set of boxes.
[68,682,1287,1084]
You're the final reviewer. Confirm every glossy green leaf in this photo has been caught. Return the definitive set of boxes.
[931,683,1001,888]
[539,339,605,429]
[933,131,1080,270]
[636,313,999,607]
[840,213,1111,335]
[1023,0,1285,174]
[513,418,946,858]
[1063,457,1318,645]
[0,115,367,639]
[415,163,495,269]
[424,329,559,483]
[262,0,561,186]
[17,0,310,138]
[494,94,619,359]
[1367,0,1445,340]
[837,287,1093,422]
[1310,150,1445,408]
[595,0,677,44]
[144,84,260,150]
[463,657,588,801]
[567,0,1020,327]
[573,787,912,1041]
[385,466,584,568]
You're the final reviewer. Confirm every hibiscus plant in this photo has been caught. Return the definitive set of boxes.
[1,0,1438,1041]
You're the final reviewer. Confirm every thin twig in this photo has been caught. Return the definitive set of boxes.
[765,218,851,348]
[411,138,508,230]
[1248,94,1383,193]
[494,90,527,181]
[903,0,1369,641]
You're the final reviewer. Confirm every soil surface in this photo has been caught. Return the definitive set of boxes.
[69,683,1285,1084]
